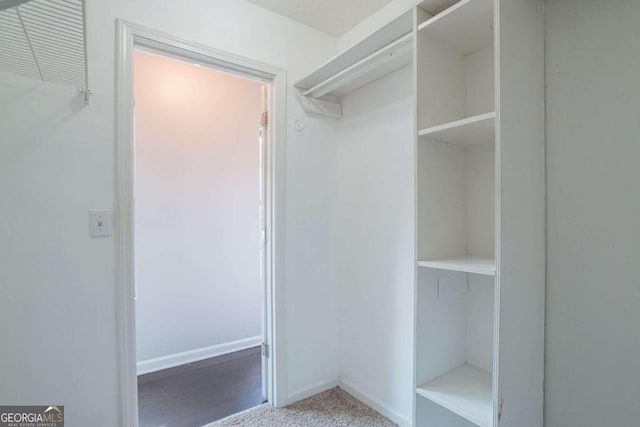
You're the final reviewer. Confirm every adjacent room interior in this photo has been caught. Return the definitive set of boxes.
[133,50,268,426]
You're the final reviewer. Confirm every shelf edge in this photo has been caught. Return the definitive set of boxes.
[416,386,492,427]
[417,0,473,32]
[418,111,496,137]
[417,257,496,276]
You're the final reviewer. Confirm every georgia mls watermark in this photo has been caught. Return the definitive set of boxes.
[0,406,64,427]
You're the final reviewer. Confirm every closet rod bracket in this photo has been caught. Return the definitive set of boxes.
[295,93,342,120]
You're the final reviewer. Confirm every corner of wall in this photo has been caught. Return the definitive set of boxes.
[287,377,339,405]
[338,378,412,427]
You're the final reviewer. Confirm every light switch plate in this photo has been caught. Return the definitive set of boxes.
[89,210,111,237]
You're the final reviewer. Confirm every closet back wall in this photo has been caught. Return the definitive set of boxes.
[334,65,414,426]
[134,51,263,373]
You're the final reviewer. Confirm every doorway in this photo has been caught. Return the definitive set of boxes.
[115,21,286,427]
[133,48,266,426]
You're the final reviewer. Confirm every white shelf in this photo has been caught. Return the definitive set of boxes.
[295,9,413,99]
[416,364,493,427]
[418,0,461,16]
[418,0,494,55]
[418,112,495,146]
[302,33,413,98]
[418,255,495,275]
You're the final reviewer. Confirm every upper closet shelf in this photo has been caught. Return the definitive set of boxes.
[418,0,494,55]
[0,0,91,102]
[301,32,413,99]
[295,9,414,119]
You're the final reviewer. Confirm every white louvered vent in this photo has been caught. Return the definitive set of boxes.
[0,0,90,102]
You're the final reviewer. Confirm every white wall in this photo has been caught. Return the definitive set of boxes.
[545,0,640,426]
[133,52,263,371]
[333,66,414,426]
[0,1,339,425]
[337,0,419,50]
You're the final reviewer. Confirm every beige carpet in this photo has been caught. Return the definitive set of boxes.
[206,387,397,427]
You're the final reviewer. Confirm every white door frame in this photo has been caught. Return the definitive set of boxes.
[115,20,287,427]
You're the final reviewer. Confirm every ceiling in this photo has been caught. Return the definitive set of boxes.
[245,0,395,36]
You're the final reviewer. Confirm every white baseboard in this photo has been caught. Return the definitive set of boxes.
[137,335,262,375]
[287,377,338,405]
[338,378,411,427]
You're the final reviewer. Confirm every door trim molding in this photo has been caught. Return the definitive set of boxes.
[115,20,287,426]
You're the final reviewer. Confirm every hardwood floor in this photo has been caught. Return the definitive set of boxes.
[138,347,263,427]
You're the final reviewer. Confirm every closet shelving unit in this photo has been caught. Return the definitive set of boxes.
[415,0,498,424]
[0,0,91,102]
[414,0,544,426]
[296,0,544,426]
